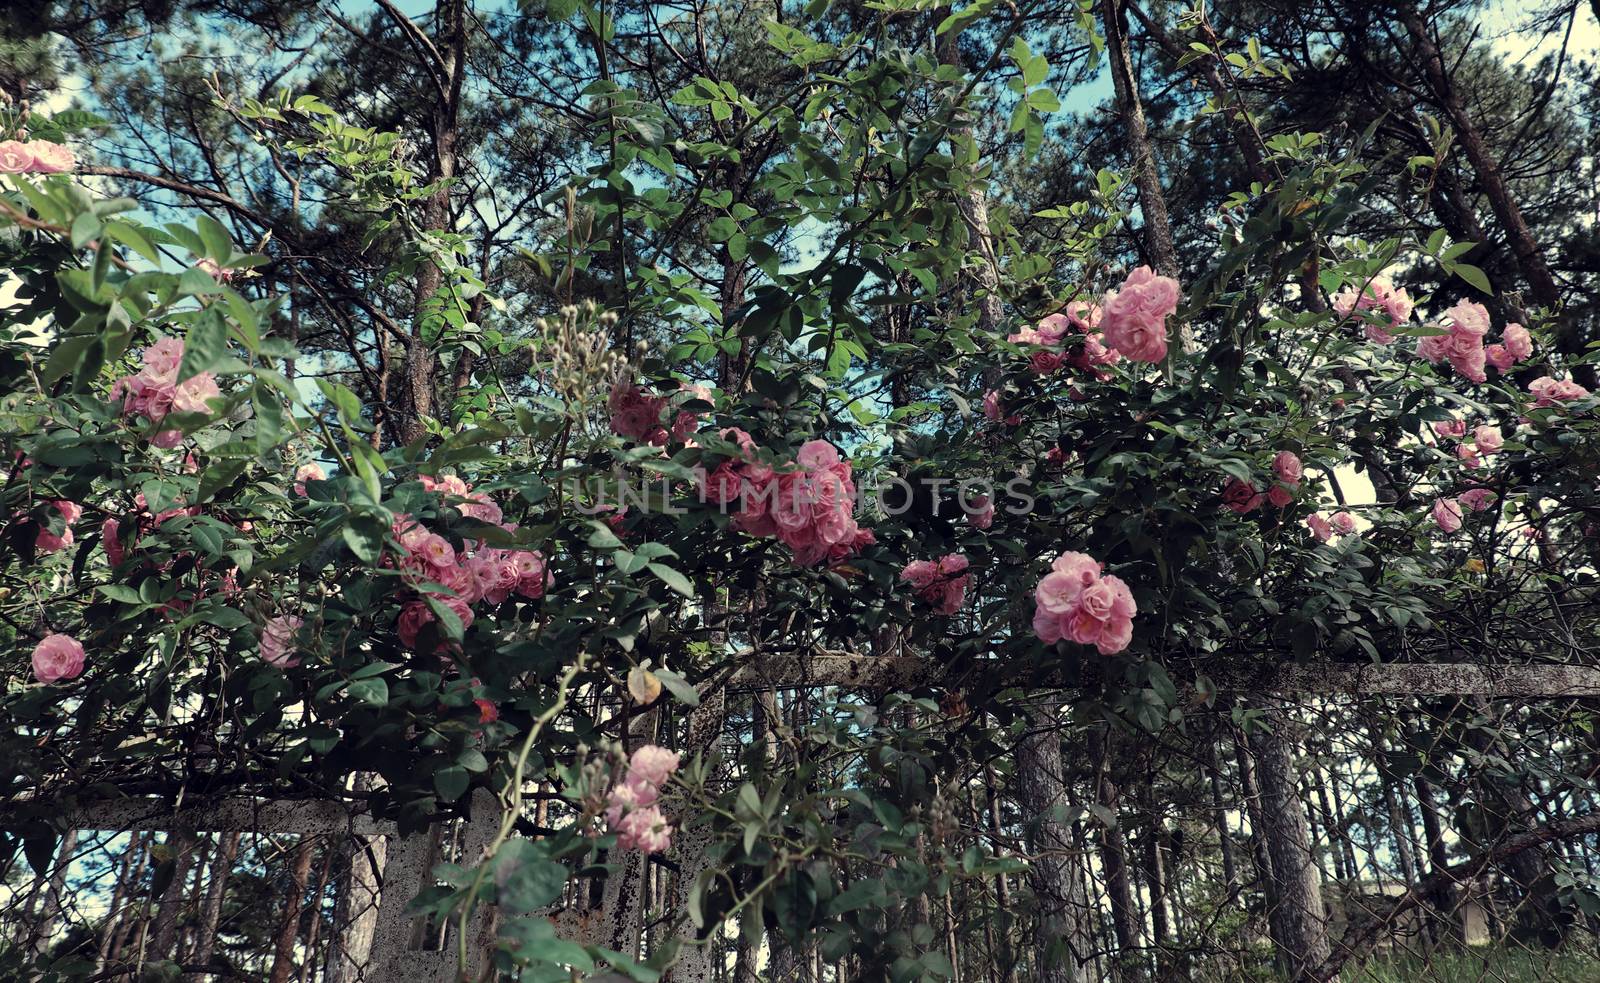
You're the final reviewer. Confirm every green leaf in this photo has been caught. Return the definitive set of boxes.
[1449,262,1492,295]
[494,840,568,914]
[434,764,469,801]
[424,594,466,642]
[647,562,694,597]
[654,667,699,707]
[69,212,102,250]
[178,308,230,382]
[196,214,233,260]
[348,677,389,707]
[341,514,385,563]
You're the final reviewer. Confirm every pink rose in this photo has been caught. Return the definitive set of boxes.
[615,804,673,854]
[1456,444,1480,470]
[900,560,938,590]
[1306,513,1333,542]
[628,744,682,790]
[1444,300,1490,338]
[24,140,75,174]
[31,633,85,684]
[1485,345,1512,373]
[1460,488,1498,512]
[1502,323,1532,361]
[1267,484,1294,508]
[34,500,80,554]
[102,518,126,566]
[796,440,841,470]
[1029,351,1065,375]
[1222,478,1264,515]
[1432,419,1467,439]
[903,553,970,615]
[1102,266,1180,364]
[1066,300,1102,332]
[1473,425,1503,456]
[396,600,435,650]
[608,382,668,443]
[1431,498,1463,533]
[173,373,221,415]
[604,777,659,827]
[1330,511,1357,535]
[1031,554,1135,655]
[967,494,994,530]
[1528,375,1591,408]
[1332,275,1412,344]
[293,463,326,496]
[259,615,303,668]
[0,140,34,173]
[1035,313,1072,343]
[144,337,185,379]
[417,534,456,569]
[1272,451,1303,485]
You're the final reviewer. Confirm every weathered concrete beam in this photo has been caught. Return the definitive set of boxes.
[724,655,1600,697]
[1,795,395,836]
[1264,662,1600,698]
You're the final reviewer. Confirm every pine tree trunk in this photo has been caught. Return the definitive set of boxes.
[268,835,317,983]
[1207,740,1240,898]
[1013,700,1088,983]
[189,830,240,981]
[327,830,387,983]
[665,684,730,982]
[147,829,199,963]
[27,827,79,957]
[984,763,1018,983]
[96,831,145,974]
[299,846,334,983]
[1412,771,1460,943]
[1093,727,1145,982]
[1396,6,1561,312]
[1100,0,1179,279]
[396,0,468,443]
[1248,703,1331,981]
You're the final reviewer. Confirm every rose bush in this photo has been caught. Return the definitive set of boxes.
[0,13,1597,976]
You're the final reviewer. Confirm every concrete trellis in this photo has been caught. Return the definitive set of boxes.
[8,660,1598,979]
[18,787,499,983]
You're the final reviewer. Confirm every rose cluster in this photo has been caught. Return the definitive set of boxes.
[1009,300,1121,378]
[1101,266,1182,364]
[376,475,552,653]
[110,337,222,448]
[606,744,680,854]
[608,382,707,446]
[1221,450,1303,514]
[699,433,874,567]
[1415,301,1500,383]
[18,499,82,555]
[1031,551,1137,655]
[1306,510,1358,543]
[900,553,972,615]
[1528,375,1590,409]
[1332,275,1414,344]
[0,139,76,175]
